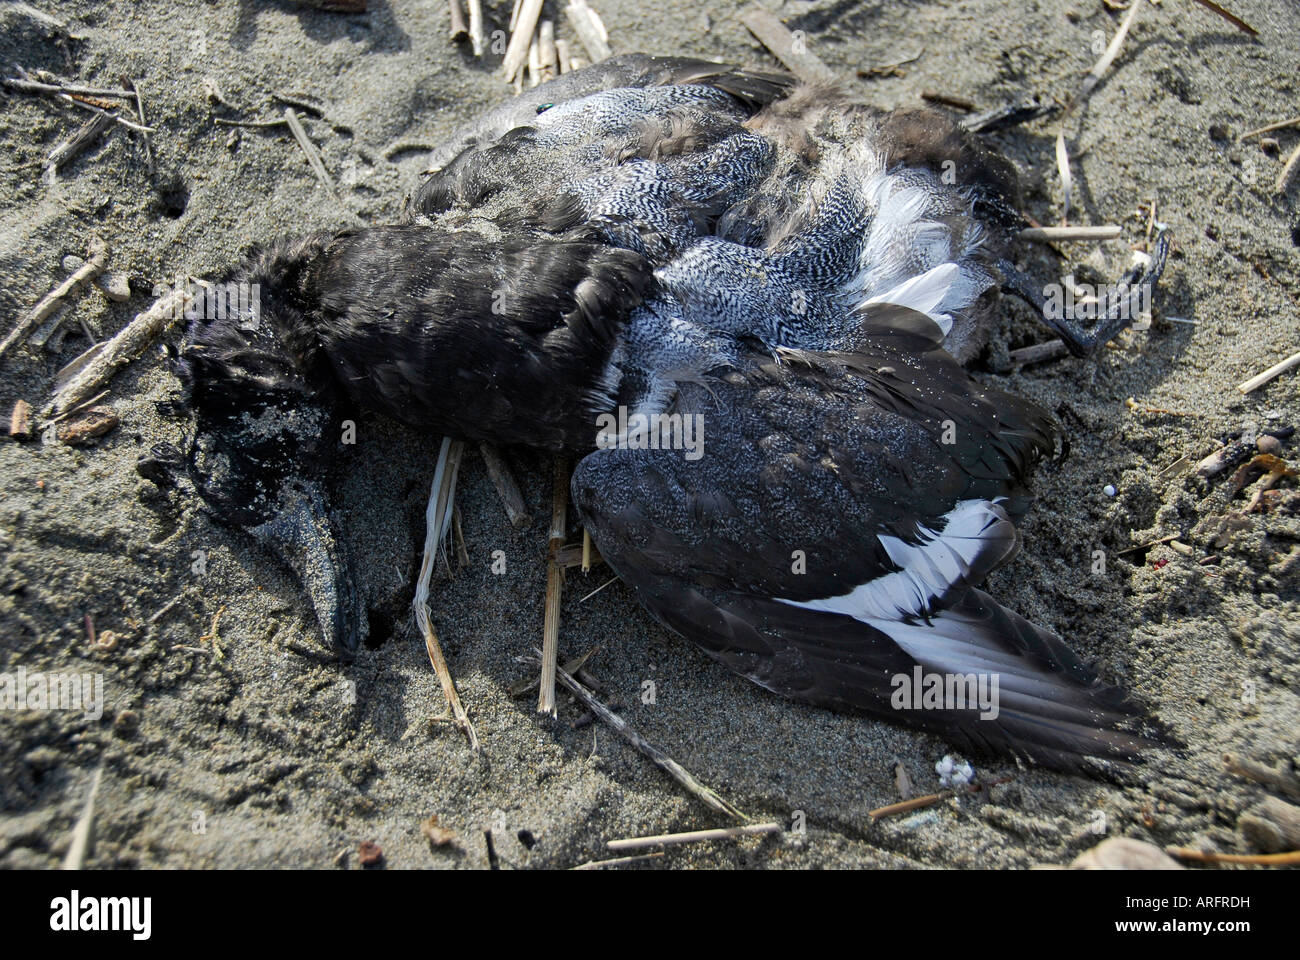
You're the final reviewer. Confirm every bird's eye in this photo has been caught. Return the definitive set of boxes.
[536,102,554,114]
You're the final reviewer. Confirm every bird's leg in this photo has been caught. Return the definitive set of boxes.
[960,94,1060,134]
[998,229,1170,356]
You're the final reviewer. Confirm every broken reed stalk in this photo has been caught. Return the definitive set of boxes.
[123,78,155,176]
[1,236,109,362]
[579,576,617,603]
[538,457,569,716]
[466,0,485,56]
[1186,0,1257,36]
[1239,116,1300,141]
[414,437,481,752]
[1054,131,1073,225]
[46,285,189,417]
[553,662,748,821]
[1276,139,1300,195]
[477,442,529,528]
[213,117,288,128]
[581,528,592,572]
[538,20,557,83]
[2,76,139,101]
[1019,225,1122,242]
[1008,339,1068,366]
[9,399,33,438]
[606,823,782,853]
[3,75,156,135]
[448,0,467,41]
[452,505,469,567]
[44,113,114,178]
[740,5,836,83]
[1236,350,1300,394]
[508,647,596,698]
[921,90,974,111]
[571,852,665,869]
[1224,753,1300,799]
[283,107,338,200]
[565,0,612,63]
[1073,0,1142,108]
[527,33,542,88]
[62,764,104,870]
[1165,847,1300,866]
[502,0,544,81]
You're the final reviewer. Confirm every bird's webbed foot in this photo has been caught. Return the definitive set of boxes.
[998,228,1170,357]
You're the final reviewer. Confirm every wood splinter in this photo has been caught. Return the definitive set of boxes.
[1,236,109,364]
[502,0,544,82]
[478,442,529,528]
[45,284,190,418]
[741,5,835,84]
[465,0,485,56]
[1237,349,1300,394]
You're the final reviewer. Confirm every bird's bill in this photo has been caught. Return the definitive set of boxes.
[247,481,367,660]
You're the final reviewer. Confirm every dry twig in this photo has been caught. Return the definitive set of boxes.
[606,823,782,853]
[538,458,569,715]
[1237,350,1300,394]
[1,236,109,362]
[46,284,189,417]
[741,5,836,83]
[566,1,611,64]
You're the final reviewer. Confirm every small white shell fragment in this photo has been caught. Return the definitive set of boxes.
[936,754,974,788]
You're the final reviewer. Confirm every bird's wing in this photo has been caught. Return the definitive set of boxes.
[422,54,793,177]
[572,331,1158,769]
[411,58,792,221]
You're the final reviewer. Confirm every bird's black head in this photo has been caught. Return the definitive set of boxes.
[158,232,368,658]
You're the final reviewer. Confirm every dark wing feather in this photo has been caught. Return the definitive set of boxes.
[572,338,1159,770]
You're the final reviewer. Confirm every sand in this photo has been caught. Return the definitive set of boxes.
[0,0,1297,870]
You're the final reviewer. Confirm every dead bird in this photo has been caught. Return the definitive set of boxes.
[153,55,1170,771]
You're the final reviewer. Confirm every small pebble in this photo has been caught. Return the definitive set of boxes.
[57,406,119,446]
[113,709,139,737]
[98,273,131,302]
[62,254,85,273]
[1070,836,1183,870]
[1257,435,1282,455]
[1103,484,1117,497]
[357,841,384,867]
[1259,137,1280,157]
[421,815,457,848]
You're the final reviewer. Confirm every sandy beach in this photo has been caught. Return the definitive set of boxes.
[0,0,1297,869]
